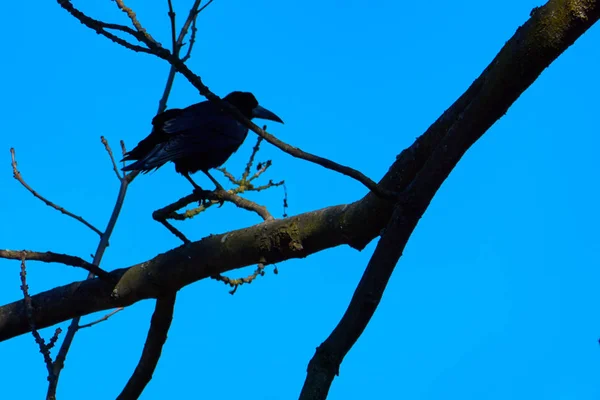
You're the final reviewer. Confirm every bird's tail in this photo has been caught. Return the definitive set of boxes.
[121,159,143,172]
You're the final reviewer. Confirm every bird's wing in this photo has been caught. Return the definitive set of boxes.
[159,101,223,134]
[134,116,248,169]
[122,108,185,162]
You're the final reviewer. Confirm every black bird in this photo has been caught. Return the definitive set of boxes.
[122,91,284,191]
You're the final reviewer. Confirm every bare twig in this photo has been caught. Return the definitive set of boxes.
[117,294,176,400]
[282,183,289,218]
[47,329,63,350]
[249,179,284,192]
[180,13,197,62]
[156,0,206,113]
[241,134,264,182]
[10,148,103,236]
[176,0,204,48]
[158,219,191,244]
[211,261,266,295]
[181,0,213,61]
[48,170,131,399]
[113,0,160,46]
[0,250,112,282]
[213,190,273,220]
[57,0,155,54]
[217,166,238,185]
[19,257,55,377]
[167,0,177,52]
[154,189,274,222]
[101,136,123,180]
[78,307,124,329]
[249,160,272,182]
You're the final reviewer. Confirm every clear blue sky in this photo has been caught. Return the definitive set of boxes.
[1,1,599,399]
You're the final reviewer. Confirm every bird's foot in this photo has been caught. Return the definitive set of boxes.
[192,188,213,206]
[192,188,227,208]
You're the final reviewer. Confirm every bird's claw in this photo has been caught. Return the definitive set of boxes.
[214,189,225,208]
[193,188,226,208]
[192,188,212,206]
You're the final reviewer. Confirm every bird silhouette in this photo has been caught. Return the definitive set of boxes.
[122,91,284,191]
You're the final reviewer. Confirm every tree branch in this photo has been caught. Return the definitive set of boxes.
[298,1,600,397]
[10,148,103,236]
[47,163,131,398]
[56,0,155,54]
[156,0,205,113]
[113,0,160,47]
[0,250,111,281]
[78,307,124,329]
[117,293,176,400]
[101,136,123,180]
[19,257,56,377]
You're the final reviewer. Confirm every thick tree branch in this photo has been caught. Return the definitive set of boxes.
[299,199,421,399]
[117,293,176,400]
[0,202,358,342]
[298,1,600,398]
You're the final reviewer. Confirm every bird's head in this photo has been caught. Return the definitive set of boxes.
[224,91,284,124]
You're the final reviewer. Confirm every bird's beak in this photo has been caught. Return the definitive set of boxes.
[252,105,284,124]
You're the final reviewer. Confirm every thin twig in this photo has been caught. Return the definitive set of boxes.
[167,0,177,53]
[242,135,264,181]
[282,183,289,218]
[19,256,55,377]
[180,0,214,61]
[57,0,155,54]
[156,0,205,113]
[113,0,160,46]
[10,148,103,236]
[47,329,63,350]
[252,180,284,192]
[48,171,131,398]
[210,261,266,295]
[216,167,238,185]
[0,250,112,282]
[78,308,124,329]
[181,13,197,62]
[249,160,272,182]
[159,219,191,244]
[176,0,204,48]
[101,136,123,180]
[154,189,274,222]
